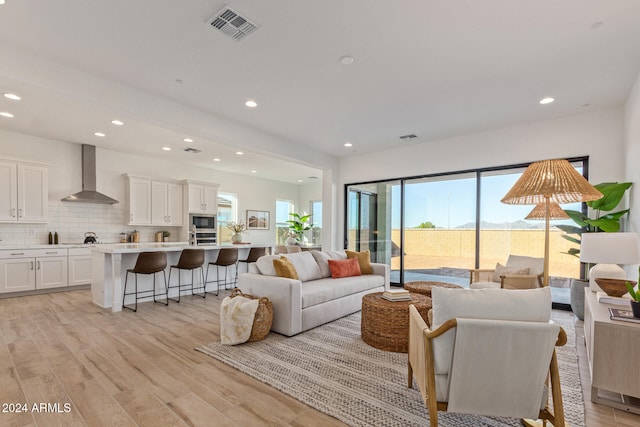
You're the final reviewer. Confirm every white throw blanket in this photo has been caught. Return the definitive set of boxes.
[220,296,259,345]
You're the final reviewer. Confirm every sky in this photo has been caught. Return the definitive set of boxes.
[392,172,581,229]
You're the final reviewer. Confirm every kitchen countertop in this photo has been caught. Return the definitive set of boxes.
[0,243,99,250]
[92,242,272,254]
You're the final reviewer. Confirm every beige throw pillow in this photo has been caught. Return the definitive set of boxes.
[273,256,299,280]
[493,263,529,283]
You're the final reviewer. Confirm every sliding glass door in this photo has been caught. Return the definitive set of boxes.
[345,157,587,306]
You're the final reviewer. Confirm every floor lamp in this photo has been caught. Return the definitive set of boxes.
[501,159,603,287]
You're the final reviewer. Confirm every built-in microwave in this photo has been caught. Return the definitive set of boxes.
[190,213,216,230]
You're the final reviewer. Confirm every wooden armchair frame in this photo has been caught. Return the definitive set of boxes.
[469,267,543,289]
[408,314,567,427]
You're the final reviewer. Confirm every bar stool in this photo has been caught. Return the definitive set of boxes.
[286,245,302,253]
[167,249,205,303]
[238,246,267,273]
[205,248,238,296]
[122,251,168,312]
[274,245,287,254]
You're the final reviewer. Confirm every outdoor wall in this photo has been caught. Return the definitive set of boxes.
[391,228,579,279]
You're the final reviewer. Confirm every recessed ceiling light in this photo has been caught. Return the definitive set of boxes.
[236,151,244,155]
[162,147,171,151]
[213,158,221,162]
[111,119,124,126]
[539,97,555,105]
[340,56,355,65]
[94,132,106,137]
[344,142,353,147]
[297,179,303,183]
[245,100,258,108]
[184,138,193,143]
[0,112,14,118]
[3,93,20,101]
[251,170,257,173]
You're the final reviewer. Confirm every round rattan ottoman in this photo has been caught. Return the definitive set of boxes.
[361,292,431,353]
[404,281,463,297]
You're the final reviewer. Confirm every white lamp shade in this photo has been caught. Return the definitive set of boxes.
[580,232,640,292]
[580,232,640,265]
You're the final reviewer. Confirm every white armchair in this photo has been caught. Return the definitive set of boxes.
[408,287,565,426]
[469,254,544,289]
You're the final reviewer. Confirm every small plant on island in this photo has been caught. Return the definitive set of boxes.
[625,266,640,302]
[226,221,246,233]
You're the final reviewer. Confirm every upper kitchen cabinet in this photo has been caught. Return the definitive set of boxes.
[124,174,152,225]
[151,180,183,226]
[184,180,219,214]
[0,159,48,223]
[124,174,183,226]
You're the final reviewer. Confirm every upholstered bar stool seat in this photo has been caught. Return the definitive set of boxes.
[205,248,239,296]
[122,251,168,312]
[168,249,206,302]
[238,246,267,273]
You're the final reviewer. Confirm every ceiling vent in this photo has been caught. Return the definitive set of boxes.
[208,7,259,41]
[399,134,418,140]
[183,147,201,154]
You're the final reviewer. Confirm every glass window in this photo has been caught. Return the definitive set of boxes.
[310,200,322,244]
[276,199,294,244]
[345,158,587,306]
[217,192,237,243]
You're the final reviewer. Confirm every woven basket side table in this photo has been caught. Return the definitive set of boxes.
[361,292,431,353]
[404,281,463,297]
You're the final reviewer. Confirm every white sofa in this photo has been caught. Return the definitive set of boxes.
[239,250,388,336]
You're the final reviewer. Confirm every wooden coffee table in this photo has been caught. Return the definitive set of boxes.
[361,292,431,353]
[404,281,463,297]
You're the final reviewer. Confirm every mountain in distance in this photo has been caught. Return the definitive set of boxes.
[455,220,547,230]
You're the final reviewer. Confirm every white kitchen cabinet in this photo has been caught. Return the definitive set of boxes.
[185,180,219,214]
[36,253,68,289]
[0,159,48,223]
[0,256,36,293]
[0,248,68,293]
[68,247,92,286]
[151,181,183,226]
[124,175,152,225]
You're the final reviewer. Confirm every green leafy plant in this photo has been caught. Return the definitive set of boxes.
[558,182,632,257]
[286,212,314,241]
[162,230,170,238]
[626,266,640,302]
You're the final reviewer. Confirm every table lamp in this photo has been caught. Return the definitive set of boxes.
[579,232,640,292]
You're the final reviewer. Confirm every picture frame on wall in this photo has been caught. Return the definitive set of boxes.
[247,210,270,230]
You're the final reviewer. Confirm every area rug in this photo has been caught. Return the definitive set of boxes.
[197,310,585,427]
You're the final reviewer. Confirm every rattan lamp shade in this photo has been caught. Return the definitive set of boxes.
[525,202,570,220]
[501,159,603,205]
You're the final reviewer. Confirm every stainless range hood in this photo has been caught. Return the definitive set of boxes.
[61,144,119,204]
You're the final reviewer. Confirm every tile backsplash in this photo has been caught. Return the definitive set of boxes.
[0,201,182,245]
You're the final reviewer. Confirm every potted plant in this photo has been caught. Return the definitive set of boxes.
[625,268,640,318]
[227,221,246,243]
[559,181,632,258]
[162,230,170,242]
[286,212,314,245]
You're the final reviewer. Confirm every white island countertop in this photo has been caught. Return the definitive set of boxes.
[91,242,273,312]
[91,242,271,254]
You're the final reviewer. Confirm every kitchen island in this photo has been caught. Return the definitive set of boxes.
[91,243,271,312]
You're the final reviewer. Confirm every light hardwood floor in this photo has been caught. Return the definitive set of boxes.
[0,289,637,427]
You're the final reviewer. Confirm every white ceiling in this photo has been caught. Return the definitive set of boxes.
[1,1,640,183]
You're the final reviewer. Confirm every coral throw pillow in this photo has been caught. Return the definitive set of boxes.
[345,250,373,274]
[328,258,362,279]
[273,256,299,280]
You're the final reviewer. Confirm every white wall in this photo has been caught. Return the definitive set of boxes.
[0,129,304,245]
[623,72,640,278]
[336,107,625,249]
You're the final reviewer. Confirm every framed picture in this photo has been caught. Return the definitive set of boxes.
[246,210,270,230]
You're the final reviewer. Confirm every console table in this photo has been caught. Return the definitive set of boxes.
[584,288,640,414]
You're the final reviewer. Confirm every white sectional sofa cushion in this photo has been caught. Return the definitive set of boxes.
[241,250,388,336]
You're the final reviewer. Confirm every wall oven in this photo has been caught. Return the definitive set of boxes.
[189,214,217,245]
